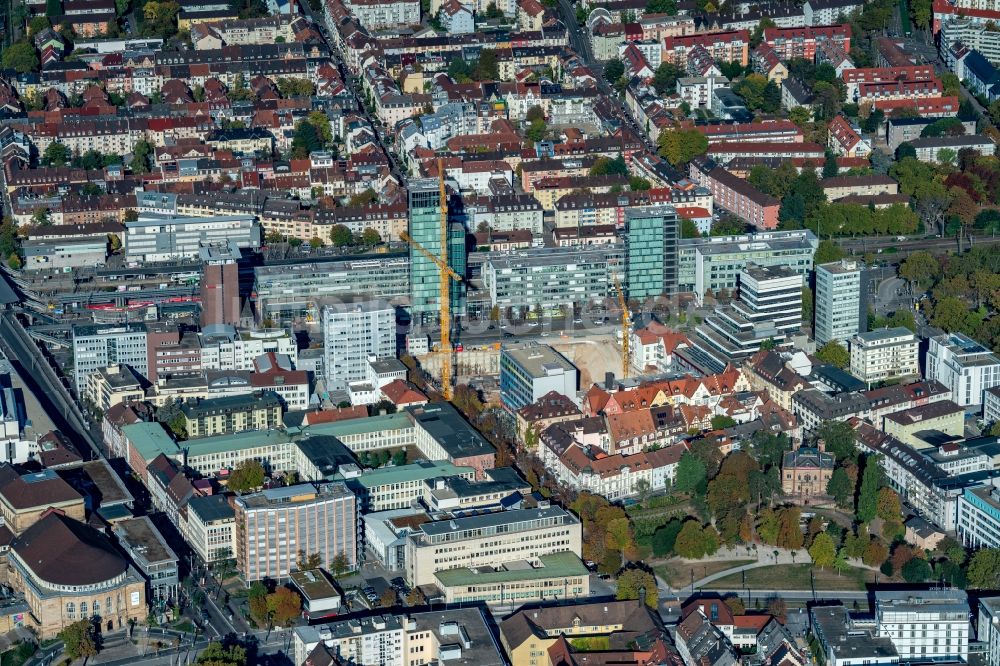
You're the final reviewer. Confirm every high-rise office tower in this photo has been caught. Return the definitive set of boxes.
[408,179,466,322]
[624,205,679,300]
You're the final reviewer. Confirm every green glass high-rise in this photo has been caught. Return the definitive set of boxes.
[408,178,466,322]
[624,205,679,300]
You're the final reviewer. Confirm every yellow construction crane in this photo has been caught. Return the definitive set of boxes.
[612,273,629,380]
[399,163,461,399]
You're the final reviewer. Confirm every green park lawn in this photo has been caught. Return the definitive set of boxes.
[711,563,876,591]
[654,559,754,589]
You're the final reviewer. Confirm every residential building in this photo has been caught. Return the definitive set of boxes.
[179,392,283,438]
[827,115,872,157]
[821,175,898,200]
[294,607,506,666]
[689,157,779,230]
[184,494,237,565]
[883,400,966,447]
[811,605,899,666]
[957,484,1000,548]
[624,205,679,300]
[781,441,835,496]
[762,24,852,61]
[792,389,871,431]
[404,505,582,588]
[344,0,420,29]
[234,482,357,583]
[322,302,396,391]
[630,322,691,373]
[850,328,921,385]
[8,512,147,638]
[854,423,953,530]
[909,135,997,162]
[815,259,863,346]
[886,116,977,151]
[926,332,1000,409]
[500,600,674,666]
[692,264,803,368]
[500,343,579,412]
[676,610,739,666]
[978,597,1000,666]
[72,323,148,396]
[84,364,146,412]
[123,215,262,263]
[804,0,863,25]
[875,589,970,662]
[408,179,466,322]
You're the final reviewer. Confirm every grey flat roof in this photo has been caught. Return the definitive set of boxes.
[854,327,915,343]
[420,505,572,537]
[187,494,234,523]
[406,403,495,459]
[501,343,577,378]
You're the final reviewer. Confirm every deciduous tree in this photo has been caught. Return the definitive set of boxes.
[809,532,836,569]
[615,568,658,608]
[227,459,265,494]
[267,586,302,627]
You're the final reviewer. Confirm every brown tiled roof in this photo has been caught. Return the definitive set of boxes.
[0,464,83,510]
[518,390,581,421]
[11,512,127,586]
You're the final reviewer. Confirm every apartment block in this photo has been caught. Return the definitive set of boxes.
[689,157,779,230]
[978,597,1000,666]
[179,392,283,438]
[762,24,851,61]
[875,590,970,662]
[404,505,582,588]
[322,301,396,391]
[926,332,1000,409]
[815,259,863,346]
[234,483,357,583]
[850,328,920,385]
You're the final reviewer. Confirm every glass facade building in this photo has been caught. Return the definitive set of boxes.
[408,179,466,321]
[624,205,678,300]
